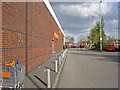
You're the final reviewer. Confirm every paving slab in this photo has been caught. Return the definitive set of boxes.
[21,50,64,88]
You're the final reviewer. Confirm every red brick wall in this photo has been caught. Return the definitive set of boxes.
[2,2,64,73]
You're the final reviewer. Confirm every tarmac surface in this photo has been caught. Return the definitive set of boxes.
[58,48,118,88]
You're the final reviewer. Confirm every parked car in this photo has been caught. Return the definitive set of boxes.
[81,45,86,48]
[106,44,117,51]
[118,44,120,51]
[66,45,70,48]
[71,45,73,48]
[71,45,77,48]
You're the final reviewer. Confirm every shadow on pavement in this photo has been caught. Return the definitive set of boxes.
[70,49,119,63]
[26,75,40,88]
[51,61,59,65]
[51,61,55,64]
[44,66,55,72]
[34,75,47,87]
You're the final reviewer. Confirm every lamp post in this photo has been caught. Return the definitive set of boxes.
[99,1,102,51]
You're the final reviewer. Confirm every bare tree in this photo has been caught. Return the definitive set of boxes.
[77,34,87,43]
[65,35,72,42]
[65,35,74,44]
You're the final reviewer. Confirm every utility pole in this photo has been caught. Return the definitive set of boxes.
[90,15,91,48]
[99,1,102,51]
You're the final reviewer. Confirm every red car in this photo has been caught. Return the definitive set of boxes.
[71,45,77,48]
[106,44,117,51]
[82,45,86,48]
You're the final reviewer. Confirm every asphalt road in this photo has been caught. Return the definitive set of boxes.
[59,48,118,88]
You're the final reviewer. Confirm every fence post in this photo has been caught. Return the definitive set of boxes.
[47,69,51,88]
[55,60,57,73]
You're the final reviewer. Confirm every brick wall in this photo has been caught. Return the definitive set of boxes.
[1,2,64,73]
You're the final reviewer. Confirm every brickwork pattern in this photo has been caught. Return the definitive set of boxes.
[1,2,64,73]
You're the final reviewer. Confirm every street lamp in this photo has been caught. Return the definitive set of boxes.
[99,1,102,51]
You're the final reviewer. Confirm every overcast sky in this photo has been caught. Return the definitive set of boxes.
[51,1,118,43]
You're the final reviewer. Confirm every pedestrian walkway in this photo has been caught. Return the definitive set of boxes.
[21,50,64,88]
[58,48,118,88]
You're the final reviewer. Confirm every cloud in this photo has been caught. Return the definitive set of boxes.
[57,2,113,18]
[51,2,118,42]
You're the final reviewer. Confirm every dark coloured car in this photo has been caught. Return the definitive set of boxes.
[118,45,120,51]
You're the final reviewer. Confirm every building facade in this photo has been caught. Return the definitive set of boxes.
[1,1,64,73]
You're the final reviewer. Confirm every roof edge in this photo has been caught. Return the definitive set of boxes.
[43,0,65,37]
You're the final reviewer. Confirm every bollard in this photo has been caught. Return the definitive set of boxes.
[63,52,65,60]
[55,55,57,59]
[59,56,61,65]
[47,69,51,88]
[55,60,57,73]
[63,51,65,59]
[63,52,64,58]
[61,54,63,61]
[17,82,20,88]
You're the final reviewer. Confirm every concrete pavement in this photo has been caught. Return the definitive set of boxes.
[21,50,64,88]
[58,48,118,88]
